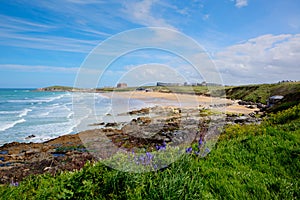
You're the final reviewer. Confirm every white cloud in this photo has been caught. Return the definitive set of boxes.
[122,0,176,29]
[202,14,210,21]
[0,64,78,73]
[235,0,248,8]
[215,34,300,84]
[0,30,99,53]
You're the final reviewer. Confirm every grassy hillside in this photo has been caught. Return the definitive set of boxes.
[225,81,300,104]
[1,104,299,199]
[40,86,75,91]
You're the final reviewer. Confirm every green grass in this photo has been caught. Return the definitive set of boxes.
[225,81,300,104]
[41,85,76,91]
[0,104,299,199]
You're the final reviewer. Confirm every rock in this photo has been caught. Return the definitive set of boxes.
[25,134,36,139]
[128,108,150,115]
[25,149,40,156]
[89,122,105,126]
[238,100,255,105]
[105,122,118,127]
[44,167,51,171]
[234,116,249,123]
[136,117,151,125]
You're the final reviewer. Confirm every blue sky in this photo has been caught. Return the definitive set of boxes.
[0,0,300,88]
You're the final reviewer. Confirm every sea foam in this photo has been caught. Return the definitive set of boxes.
[0,118,26,132]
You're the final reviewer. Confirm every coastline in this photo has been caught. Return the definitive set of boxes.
[0,91,261,184]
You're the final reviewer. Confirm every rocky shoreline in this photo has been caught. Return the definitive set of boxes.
[0,105,262,185]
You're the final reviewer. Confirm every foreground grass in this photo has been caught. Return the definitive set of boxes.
[0,105,299,199]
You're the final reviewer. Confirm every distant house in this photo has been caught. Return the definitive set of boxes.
[267,95,284,107]
[117,83,127,88]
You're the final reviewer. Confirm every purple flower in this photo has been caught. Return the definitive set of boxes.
[10,181,19,187]
[205,148,210,153]
[198,138,203,146]
[146,152,153,160]
[156,143,166,151]
[156,144,160,150]
[186,147,192,153]
[160,146,166,150]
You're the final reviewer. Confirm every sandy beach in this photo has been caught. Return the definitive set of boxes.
[102,91,258,114]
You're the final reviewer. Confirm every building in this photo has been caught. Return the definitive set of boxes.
[116,83,127,88]
[267,95,284,107]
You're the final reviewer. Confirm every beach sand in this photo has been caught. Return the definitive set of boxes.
[102,91,258,114]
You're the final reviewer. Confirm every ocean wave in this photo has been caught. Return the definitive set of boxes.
[45,94,66,102]
[7,94,67,104]
[39,111,50,117]
[0,111,20,114]
[18,108,32,117]
[67,112,74,119]
[0,118,26,132]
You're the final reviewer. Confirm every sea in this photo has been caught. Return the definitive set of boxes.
[0,88,148,146]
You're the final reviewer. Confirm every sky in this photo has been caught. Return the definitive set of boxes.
[0,0,300,88]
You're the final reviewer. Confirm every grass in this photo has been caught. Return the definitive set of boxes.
[0,104,299,199]
[225,81,300,104]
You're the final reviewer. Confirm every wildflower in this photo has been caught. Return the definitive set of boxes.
[160,146,166,150]
[198,138,203,146]
[156,144,160,150]
[10,181,19,187]
[205,148,210,153]
[186,147,192,153]
[156,142,166,151]
[146,152,153,160]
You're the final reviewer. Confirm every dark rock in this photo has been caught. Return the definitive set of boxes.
[238,100,255,105]
[89,122,105,126]
[105,122,118,127]
[25,134,36,139]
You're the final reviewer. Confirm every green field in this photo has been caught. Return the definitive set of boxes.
[1,103,299,199]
